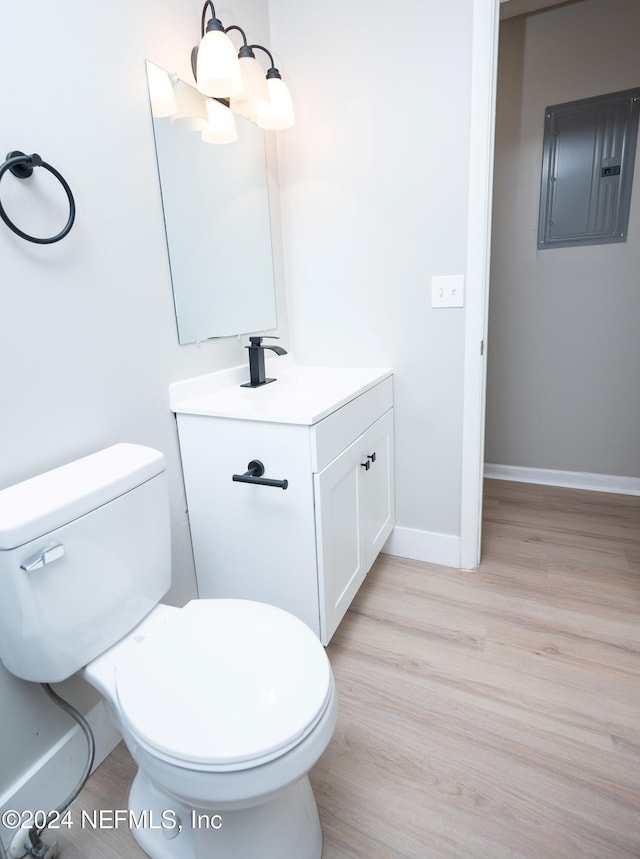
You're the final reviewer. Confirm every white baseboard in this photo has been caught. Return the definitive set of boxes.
[0,700,121,848]
[484,463,640,496]
[383,526,460,568]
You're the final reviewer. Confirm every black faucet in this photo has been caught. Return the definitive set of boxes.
[241,336,288,388]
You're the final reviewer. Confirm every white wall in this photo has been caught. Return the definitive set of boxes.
[485,0,640,478]
[268,0,474,554]
[0,0,281,828]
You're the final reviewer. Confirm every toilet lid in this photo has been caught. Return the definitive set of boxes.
[114,600,332,768]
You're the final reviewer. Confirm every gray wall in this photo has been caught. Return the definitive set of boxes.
[485,0,640,477]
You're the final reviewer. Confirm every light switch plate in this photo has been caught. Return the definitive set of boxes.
[431,275,465,308]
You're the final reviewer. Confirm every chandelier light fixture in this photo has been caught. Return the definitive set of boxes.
[191,1,295,130]
[146,3,294,145]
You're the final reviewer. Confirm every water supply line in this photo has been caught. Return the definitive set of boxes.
[7,684,95,859]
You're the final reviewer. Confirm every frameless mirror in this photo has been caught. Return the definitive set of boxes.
[145,61,277,343]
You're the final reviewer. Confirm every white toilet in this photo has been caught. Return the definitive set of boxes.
[0,444,337,859]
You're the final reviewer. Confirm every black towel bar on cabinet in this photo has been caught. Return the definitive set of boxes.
[232,460,288,490]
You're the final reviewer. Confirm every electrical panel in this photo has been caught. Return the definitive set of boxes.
[538,88,640,249]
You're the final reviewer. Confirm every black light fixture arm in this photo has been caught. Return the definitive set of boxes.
[201,1,222,35]
[224,24,248,45]
[249,43,277,73]
[225,25,260,61]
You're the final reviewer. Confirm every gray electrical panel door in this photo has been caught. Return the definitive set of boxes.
[538,88,640,249]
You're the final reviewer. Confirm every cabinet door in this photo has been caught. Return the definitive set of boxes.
[314,436,367,644]
[363,409,395,568]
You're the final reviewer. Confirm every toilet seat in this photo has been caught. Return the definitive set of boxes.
[114,599,332,772]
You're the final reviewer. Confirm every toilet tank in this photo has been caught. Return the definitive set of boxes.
[0,444,171,682]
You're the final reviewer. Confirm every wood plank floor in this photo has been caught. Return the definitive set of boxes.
[54,479,640,858]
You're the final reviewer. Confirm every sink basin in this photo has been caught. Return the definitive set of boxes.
[169,362,392,425]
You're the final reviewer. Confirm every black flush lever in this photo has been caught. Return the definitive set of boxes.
[232,460,288,490]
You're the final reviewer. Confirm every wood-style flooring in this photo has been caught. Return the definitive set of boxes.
[53,479,640,858]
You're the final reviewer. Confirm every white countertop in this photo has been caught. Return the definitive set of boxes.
[169,359,392,425]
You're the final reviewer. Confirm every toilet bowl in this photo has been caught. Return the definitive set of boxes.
[82,598,337,858]
[0,444,337,859]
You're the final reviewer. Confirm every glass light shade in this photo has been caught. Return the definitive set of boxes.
[171,79,208,131]
[257,77,295,130]
[201,98,238,144]
[147,62,177,118]
[230,56,269,122]
[196,29,243,98]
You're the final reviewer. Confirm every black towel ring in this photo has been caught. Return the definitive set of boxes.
[0,151,75,244]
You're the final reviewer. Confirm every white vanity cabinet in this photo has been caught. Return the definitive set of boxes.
[172,366,394,644]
